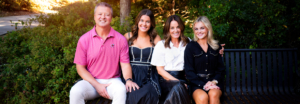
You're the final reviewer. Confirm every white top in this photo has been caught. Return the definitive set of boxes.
[151,40,187,71]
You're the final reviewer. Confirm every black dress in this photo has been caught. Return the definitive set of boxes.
[125,46,161,104]
[184,41,225,94]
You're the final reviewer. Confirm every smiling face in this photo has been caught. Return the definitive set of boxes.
[169,20,181,39]
[138,15,151,32]
[94,6,112,28]
[194,21,208,40]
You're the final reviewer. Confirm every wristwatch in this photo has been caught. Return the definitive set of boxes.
[126,78,133,82]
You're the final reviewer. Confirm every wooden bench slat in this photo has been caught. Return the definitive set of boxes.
[272,52,279,94]
[241,52,247,94]
[251,52,258,95]
[222,49,299,104]
[256,52,262,94]
[277,52,285,95]
[276,51,299,103]
[235,52,242,95]
[287,52,300,102]
[283,51,291,95]
[267,52,274,95]
[262,52,268,94]
[225,52,230,94]
[230,52,236,94]
[246,52,252,94]
[288,51,294,93]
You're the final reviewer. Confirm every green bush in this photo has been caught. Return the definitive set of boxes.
[188,0,300,49]
[0,0,31,11]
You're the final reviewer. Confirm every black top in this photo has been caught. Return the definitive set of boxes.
[129,46,161,96]
[184,41,225,88]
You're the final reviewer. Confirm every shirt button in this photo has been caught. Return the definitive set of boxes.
[205,69,207,71]
[206,55,208,57]
[198,84,200,86]
[206,63,208,64]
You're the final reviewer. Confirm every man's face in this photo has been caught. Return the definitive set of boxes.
[94,6,112,27]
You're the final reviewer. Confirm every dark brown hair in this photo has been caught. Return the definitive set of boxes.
[129,9,157,46]
[163,15,190,48]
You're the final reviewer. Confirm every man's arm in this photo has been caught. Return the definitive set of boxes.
[76,64,111,99]
[120,62,139,92]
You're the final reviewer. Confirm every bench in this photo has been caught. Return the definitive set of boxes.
[85,48,300,104]
[221,49,300,104]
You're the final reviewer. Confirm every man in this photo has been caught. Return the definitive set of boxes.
[70,2,139,104]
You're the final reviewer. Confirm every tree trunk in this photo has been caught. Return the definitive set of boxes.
[120,0,131,31]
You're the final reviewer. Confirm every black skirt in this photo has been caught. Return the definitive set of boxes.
[159,71,191,104]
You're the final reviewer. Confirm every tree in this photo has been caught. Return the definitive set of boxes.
[120,0,131,30]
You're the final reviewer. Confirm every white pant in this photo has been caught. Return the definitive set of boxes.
[69,78,126,104]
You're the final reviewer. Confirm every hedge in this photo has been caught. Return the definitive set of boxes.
[1,0,299,103]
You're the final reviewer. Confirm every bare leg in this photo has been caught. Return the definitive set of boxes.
[208,89,222,104]
[193,89,208,104]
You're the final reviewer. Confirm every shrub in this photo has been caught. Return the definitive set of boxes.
[188,0,300,49]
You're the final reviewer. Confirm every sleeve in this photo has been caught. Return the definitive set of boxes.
[119,38,130,63]
[151,41,166,66]
[213,44,225,81]
[74,38,87,65]
[184,43,206,87]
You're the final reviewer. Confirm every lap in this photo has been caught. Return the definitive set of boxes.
[126,83,159,104]
[70,78,126,100]
[193,89,208,96]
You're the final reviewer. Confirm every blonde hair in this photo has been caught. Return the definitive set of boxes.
[193,16,219,50]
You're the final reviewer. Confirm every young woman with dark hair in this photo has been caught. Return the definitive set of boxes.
[123,9,161,104]
[151,15,191,104]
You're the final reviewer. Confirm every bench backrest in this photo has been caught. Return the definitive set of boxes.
[222,49,299,95]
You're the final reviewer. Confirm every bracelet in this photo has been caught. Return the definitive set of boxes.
[126,78,133,82]
[212,80,218,84]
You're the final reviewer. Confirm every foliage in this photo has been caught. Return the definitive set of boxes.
[0,1,132,103]
[188,0,300,49]
[0,0,31,11]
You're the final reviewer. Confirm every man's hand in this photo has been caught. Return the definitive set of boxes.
[219,44,225,57]
[95,83,111,99]
[125,80,139,92]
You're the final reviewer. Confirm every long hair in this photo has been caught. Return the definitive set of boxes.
[193,16,219,50]
[129,9,157,46]
[163,15,190,48]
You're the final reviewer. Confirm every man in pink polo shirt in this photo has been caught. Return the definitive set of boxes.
[69,2,139,104]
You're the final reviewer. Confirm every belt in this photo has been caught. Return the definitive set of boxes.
[166,71,185,80]
[197,73,213,79]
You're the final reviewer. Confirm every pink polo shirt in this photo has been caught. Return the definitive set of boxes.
[74,26,130,79]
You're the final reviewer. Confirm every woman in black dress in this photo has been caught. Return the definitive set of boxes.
[123,9,161,104]
[184,16,225,104]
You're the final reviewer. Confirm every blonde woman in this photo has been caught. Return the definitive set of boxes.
[184,16,225,104]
